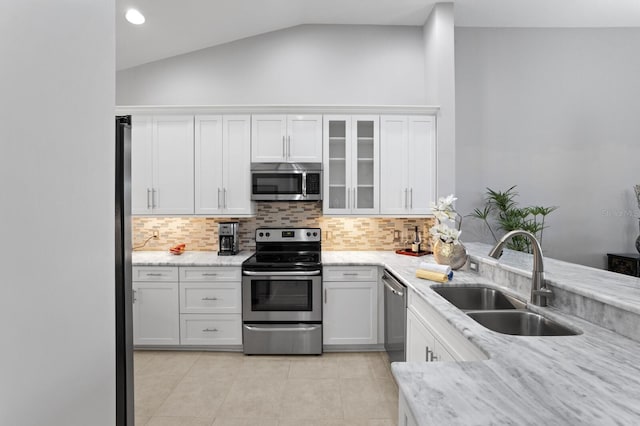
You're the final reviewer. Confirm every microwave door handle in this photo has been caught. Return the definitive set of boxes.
[302,172,307,197]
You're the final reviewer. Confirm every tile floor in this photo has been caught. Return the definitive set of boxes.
[134,350,399,426]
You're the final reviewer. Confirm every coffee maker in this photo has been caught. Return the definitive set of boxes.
[218,222,239,256]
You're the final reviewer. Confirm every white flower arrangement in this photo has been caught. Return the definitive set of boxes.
[429,194,462,244]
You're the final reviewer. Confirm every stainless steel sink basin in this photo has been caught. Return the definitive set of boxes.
[467,311,580,336]
[431,285,526,311]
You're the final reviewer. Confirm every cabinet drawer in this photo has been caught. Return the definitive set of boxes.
[180,314,242,345]
[180,282,241,314]
[323,266,378,282]
[133,266,179,282]
[180,266,241,282]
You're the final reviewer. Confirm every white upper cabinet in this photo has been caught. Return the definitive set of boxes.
[195,115,254,216]
[380,115,436,215]
[323,115,379,215]
[251,114,322,163]
[131,115,195,215]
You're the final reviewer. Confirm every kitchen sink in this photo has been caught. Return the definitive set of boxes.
[431,285,526,311]
[466,311,580,336]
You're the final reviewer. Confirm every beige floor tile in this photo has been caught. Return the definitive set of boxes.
[135,374,183,418]
[216,377,285,419]
[367,355,393,380]
[279,378,343,419]
[340,378,397,419]
[135,416,150,425]
[211,418,278,426]
[136,351,202,377]
[288,357,340,379]
[237,357,291,379]
[146,416,214,426]
[277,419,395,426]
[187,352,244,379]
[337,359,375,379]
[154,375,234,418]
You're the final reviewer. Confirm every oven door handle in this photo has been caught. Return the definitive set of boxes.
[242,270,321,276]
[244,324,321,332]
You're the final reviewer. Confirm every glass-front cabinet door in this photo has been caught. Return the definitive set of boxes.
[323,115,379,215]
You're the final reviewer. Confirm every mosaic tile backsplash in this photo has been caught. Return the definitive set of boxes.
[133,202,436,252]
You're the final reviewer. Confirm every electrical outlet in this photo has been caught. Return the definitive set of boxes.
[152,230,160,239]
[393,230,401,242]
[469,259,479,273]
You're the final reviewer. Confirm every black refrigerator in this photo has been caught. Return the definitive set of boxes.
[115,115,134,425]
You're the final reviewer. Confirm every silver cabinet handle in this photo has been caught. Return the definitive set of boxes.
[202,273,217,277]
[282,135,286,158]
[426,347,432,362]
[342,272,359,276]
[217,188,221,209]
[347,188,350,209]
[147,188,152,209]
[224,188,227,209]
[403,188,407,208]
[410,188,413,209]
[287,135,291,159]
[353,188,356,209]
[324,288,327,304]
[201,297,218,301]
[203,328,218,332]
[151,188,157,208]
[146,273,163,277]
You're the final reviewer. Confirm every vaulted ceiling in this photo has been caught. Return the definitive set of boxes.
[116,0,640,70]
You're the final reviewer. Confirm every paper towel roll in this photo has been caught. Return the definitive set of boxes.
[415,269,449,283]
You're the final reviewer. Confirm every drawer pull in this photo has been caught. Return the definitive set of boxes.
[145,273,163,277]
[203,328,218,332]
[201,297,218,301]
[342,273,359,276]
[202,273,218,276]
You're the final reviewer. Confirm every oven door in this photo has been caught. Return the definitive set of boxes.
[242,271,322,322]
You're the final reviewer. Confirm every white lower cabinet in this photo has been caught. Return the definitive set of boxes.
[132,266,180,346]
[180,314,242,345]
[398,390,419,426]
[406,289,486,362]
[323,266,378,346]
[132,265,241,348]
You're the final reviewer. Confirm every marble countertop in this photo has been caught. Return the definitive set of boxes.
[132,250,252,266]
[325,247,640,425]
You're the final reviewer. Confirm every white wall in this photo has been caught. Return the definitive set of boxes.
[117,24,426,105]
[423,3,456,198]
[455,28,640,268]
[0,1,115,425]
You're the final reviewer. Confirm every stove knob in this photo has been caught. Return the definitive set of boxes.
[259,232,264,237]
[313,232,318,237]
[306,232,311,237]
[265,232,270,237]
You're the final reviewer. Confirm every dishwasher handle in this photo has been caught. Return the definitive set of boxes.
[382,271,405,297]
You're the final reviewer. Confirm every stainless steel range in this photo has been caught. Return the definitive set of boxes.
[241,227,322,355]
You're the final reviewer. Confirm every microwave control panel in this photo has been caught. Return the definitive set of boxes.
[306,173,321,194]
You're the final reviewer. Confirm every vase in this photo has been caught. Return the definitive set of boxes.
[433,239,468,270]
[636,219,640,254]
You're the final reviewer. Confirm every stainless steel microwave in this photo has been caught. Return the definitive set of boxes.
[251,163,322,201]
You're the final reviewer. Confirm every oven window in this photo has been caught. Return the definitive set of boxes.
[252,173,302,195]
[251,279,312,311]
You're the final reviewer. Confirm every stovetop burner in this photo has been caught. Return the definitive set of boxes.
[242,227,322,272]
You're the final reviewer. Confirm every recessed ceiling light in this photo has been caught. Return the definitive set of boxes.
[125,8,145,25]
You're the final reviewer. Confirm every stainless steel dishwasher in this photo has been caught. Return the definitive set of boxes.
[383,270,407,363]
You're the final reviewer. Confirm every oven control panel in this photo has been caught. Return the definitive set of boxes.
[255,228,321,243]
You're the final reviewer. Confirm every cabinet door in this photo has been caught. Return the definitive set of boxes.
[380,116,409,215]
[223,115,254,215]
[323,280,378,345]
[152,115,194,214]
[131,116,153,215]
[194,115,224,215]
[287,115,323,162]
[406,309,435,362]
[406,116,436,215]
[251,115,286,162]
[351,116,379,214]
[133,281,179,345]
[323,116,352,215]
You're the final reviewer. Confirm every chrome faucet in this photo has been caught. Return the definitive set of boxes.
[488,230,553,307]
